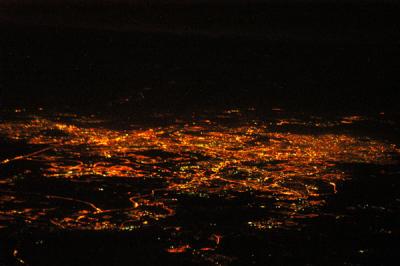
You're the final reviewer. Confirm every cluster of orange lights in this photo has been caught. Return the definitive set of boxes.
[0,111,399,253]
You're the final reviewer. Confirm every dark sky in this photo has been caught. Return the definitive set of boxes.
[1,0,399,112]
[1,0,398,34]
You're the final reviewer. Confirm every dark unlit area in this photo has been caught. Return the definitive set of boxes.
[1,2,399,112]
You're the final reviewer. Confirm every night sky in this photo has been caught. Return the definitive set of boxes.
[1,0,399,113]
